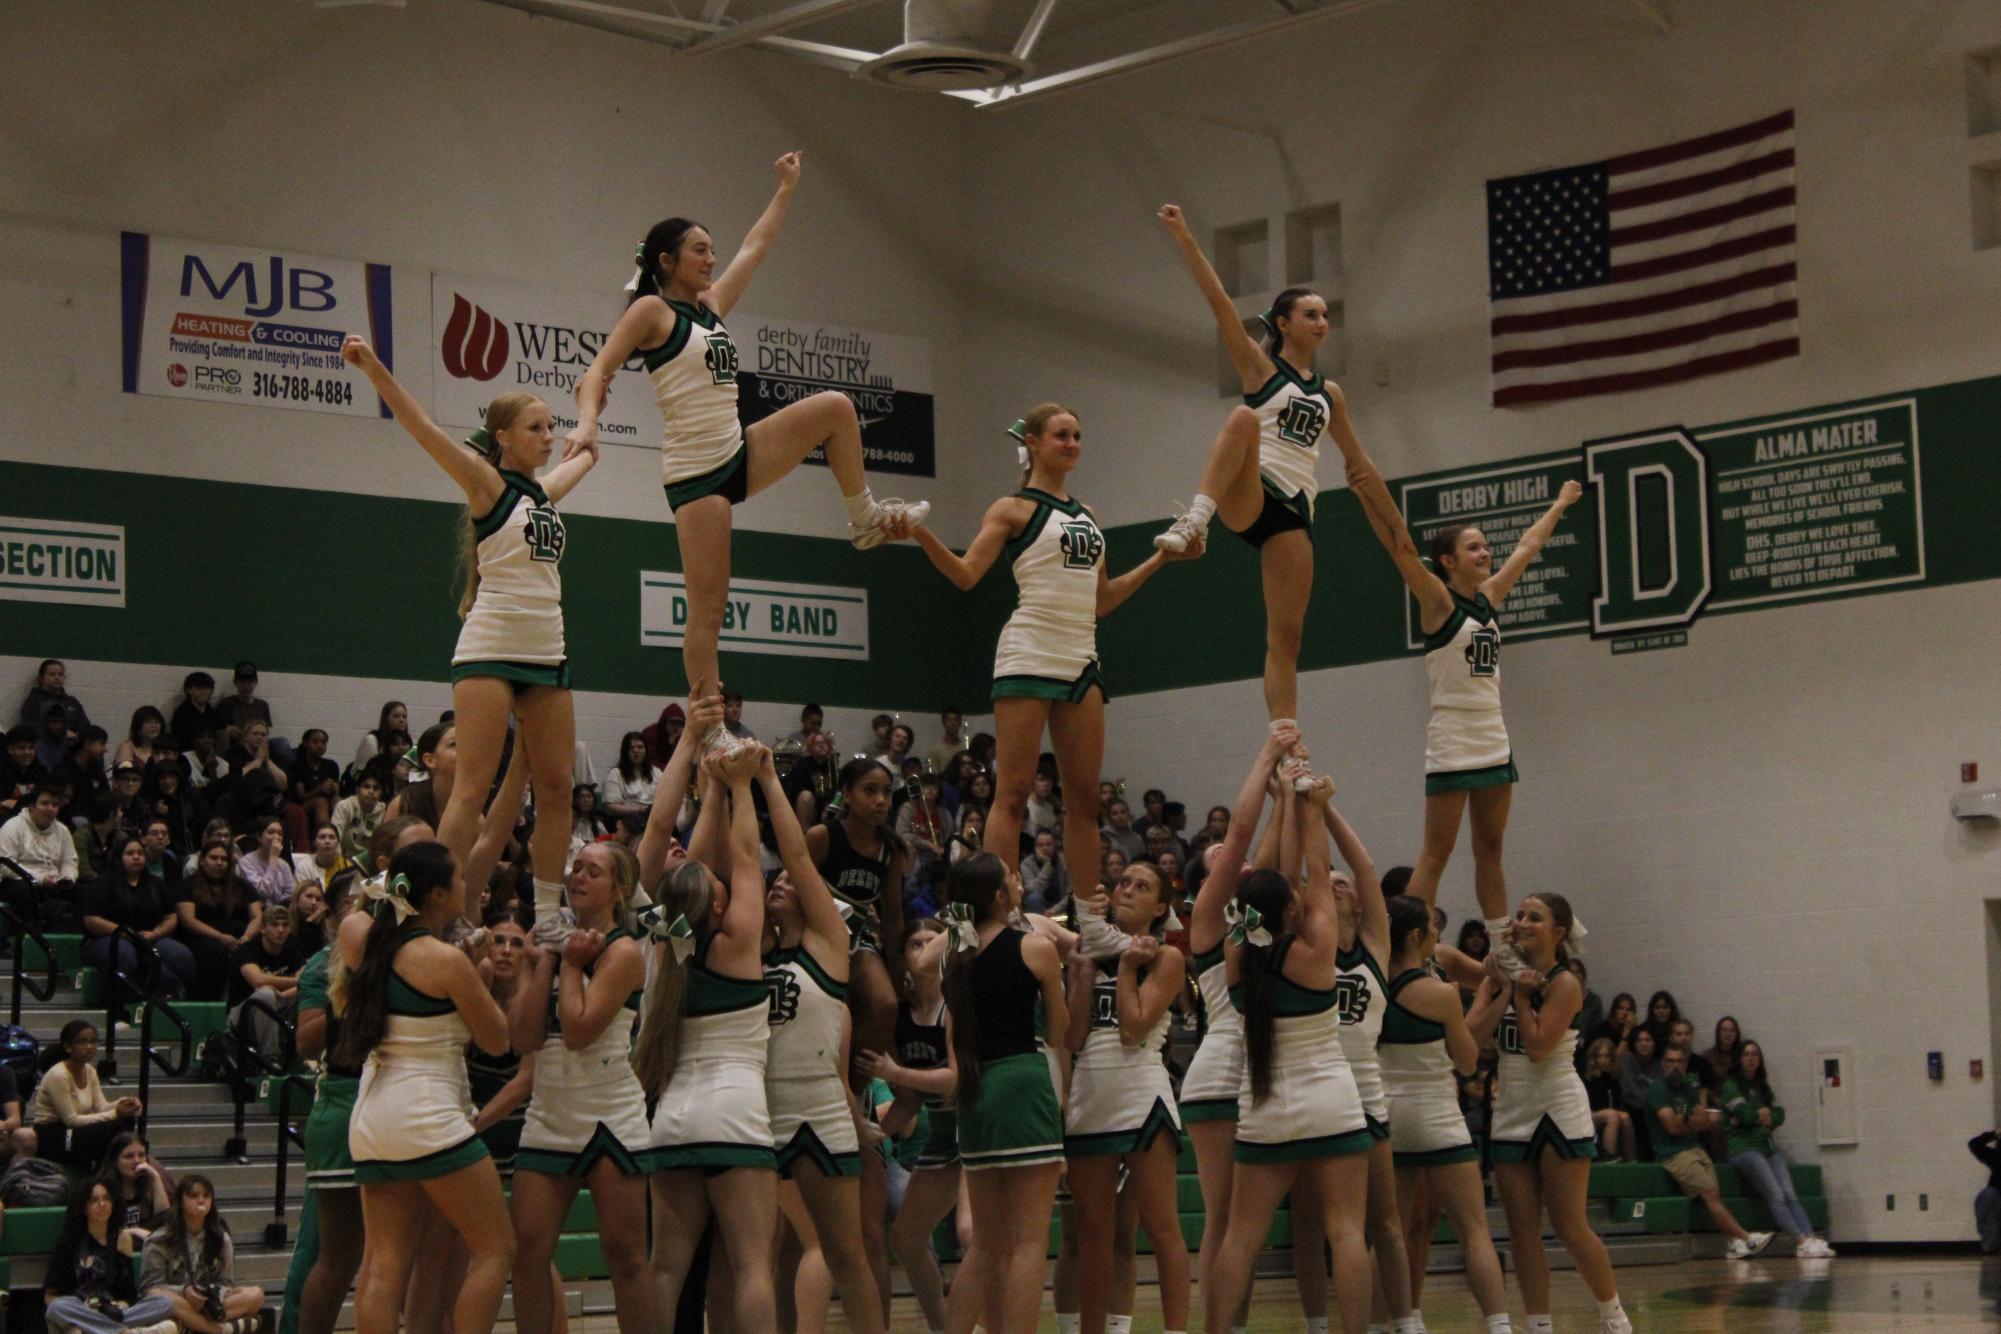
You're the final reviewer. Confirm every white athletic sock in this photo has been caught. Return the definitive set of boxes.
[842,486,877,523]
[533,876,564,916]
[1597,1296,1631,1331]
[1366,1325,1390,1334]
[1056,1316,1079,1334]
[1107,1316,1133,1334]
[1486,1316,1513,1333]
[1485,915,1511,942]
[1304,1320,1330,1334]
[1395,1315,1426,1334]
[1407,1311,1426,1332]
[1525,1317,1553,1334]
[1187,494,1217,528]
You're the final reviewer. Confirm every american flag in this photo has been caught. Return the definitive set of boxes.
[1486,110,1798,408]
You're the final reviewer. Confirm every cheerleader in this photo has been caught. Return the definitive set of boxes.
[754,750,888,1334]
[805,758,907,1077]
[1466,894,1630,1334]
[507,841,655,1332]
[336,841,513,1334]
[1061,861,1189,1334]
[1149,205,1373,727]
[889,403,1197,904]
[1348,453,1584,972]
[1377,895,1508,1329]
[341,336,591,932]
[1319,801,1422,1334]
[1205,767,1372,1334]
[860,919,957,1334]
[564,152,927,709]
[637,745,777,1325]
[938,852,1068,1334]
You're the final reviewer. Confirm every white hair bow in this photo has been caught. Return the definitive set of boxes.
[362,873,416,925]
[939,901,979,975]
[636,904,698,963]
[1223,899,1271,948]
[1006,419,1028,469]
[623,242,646,295]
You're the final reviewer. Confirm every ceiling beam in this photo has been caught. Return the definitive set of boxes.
[968,0,1394,110]
[700,0,732,20]
[673,0,886,59]
[478,0,714,36]
[1013,0,1061,60]
[1626,0,1672,34]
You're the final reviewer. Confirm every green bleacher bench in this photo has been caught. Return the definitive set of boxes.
[563,1193,598,1232]
[0,1207,66,1256]
[1607,1196,1693,1233]
[554,1232,608,1280]
[22,934,82,978]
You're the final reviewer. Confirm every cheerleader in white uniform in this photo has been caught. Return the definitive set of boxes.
[341,336,593,933]
[1149,205,1378,729]
[337,841,512,1334]
[755,751,888,1334]
[565,153,928,709]
[1348,456,1584,974]
[1467,894,1630,1334]
[891,403,1198,890]
[636,744,778,1326]
[506,842,654,1332]
[1205,761,1374,1334]
[1060,861,1189,1334]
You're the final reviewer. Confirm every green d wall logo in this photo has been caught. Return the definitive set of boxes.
[0,517,125,607]
[639,572,868,661]
[1584,428,1712,635]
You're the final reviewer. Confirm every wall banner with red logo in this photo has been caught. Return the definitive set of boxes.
[429,273,936,477]
[119,232,393,417]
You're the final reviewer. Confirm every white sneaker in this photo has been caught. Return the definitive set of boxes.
[1074,897,1132,962]
[1726,1231,1773,1259]
[1798,1236,1835,1257]
[1280,756,1314,792]
[1489,938,1529,980]
[701,721,744,761]
[1152,510,1207,554]
[532,906,577,951]
[852,498,930,549]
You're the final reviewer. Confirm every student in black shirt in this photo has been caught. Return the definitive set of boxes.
[168,672,219,752]
[43,1178,179,1332]
[228,907,304,1063]
[286,729,341,833]
[79,835,194,999]
[98,1131,172,1238]
[1,724,44,818]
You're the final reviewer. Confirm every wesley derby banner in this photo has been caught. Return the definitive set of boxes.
[119,232,392,417]
[431,275,936,476]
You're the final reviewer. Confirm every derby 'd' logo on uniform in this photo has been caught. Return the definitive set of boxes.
[442,294,509,382]
[525,505,566,563]
[1465,625,1500,676]
[1277,396,1328,448]
[705,333,739,385]
[1336,973,1372,1026]
[1496,1013,1521,1055]
[765,968,801,1026]
[1060,521,1104,570]
[1092,981,1118,1027]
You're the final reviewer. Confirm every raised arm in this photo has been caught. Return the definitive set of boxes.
[638,686,722,888]
[565,297,671,459]
[1193,728,1291,943]
[756,751,846,950]
[538,441,600,505]
[1514,969,1582,1062]
[685,765,728,878]
[904,500,1018,590]
[509,949,554,1057]
[557,935,646,1051]
[1157,205,1272,391]
[1322,802,1387,960]
[1296,781,1338,944]
[1465,975,1507,1045]
[706,152,802,318]
[340,336,503,510]
[711,748,767,971]
[1482,479,1584,606]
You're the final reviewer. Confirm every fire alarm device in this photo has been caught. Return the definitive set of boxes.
[1966,763,1980,783]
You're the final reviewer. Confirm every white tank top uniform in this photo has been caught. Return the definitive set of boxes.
[1488,987,1596,1164]
[1422,590,1516,793]
[452,468,569,687]
[1065,958,1181,1157]
[645,298,746,508]
[1229,936,1371,1164]
[1378,968,1476,1166]
[644,940,775,1172]
[763,944,861,1178]
[992,488,1106,703]
[1244,363,1334,529]
[1335,941,1391,1140]
[1178,939,1244,1124]
[350,928,489,1183]
[516,927,651,1178]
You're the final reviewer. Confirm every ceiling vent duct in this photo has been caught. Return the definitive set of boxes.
[859,0,1030,91]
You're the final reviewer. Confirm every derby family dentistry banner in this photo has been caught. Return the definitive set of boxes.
[430,273,936,476]
[119,232,393,416]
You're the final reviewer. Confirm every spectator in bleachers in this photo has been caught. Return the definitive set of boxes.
[42,1177,178,1334]
[1665,1017,1713,1091]
[868,712,894,753]
[1619,1027,1661,1158]
[780,702,822,749]
[721,689,756,744]
[1642,989,1683,1051]
[98,1132,171,1238]
[1131,787,1167,838]
[352,701,408,771]
[1583,1037,1637,1161]
[1568,959,1605,1046]
[287,729,341,832]
[33,1021,143,1168]
[229,905,304,1062]
[235,816,295,906]
[1645,1045,1772,1258]
[144,760,207,857]
[112,707,167,772]
[962,768,995,820]
[169,672,219,752]
[139,820,182,897]
[896,771,950,906]
[34,704,73,773]
[21,659,92,733]
[140,1173,267,1334]
[218,720,288,836]
[1099,798,1144,863]
[80,832,195,998]
[108,762,148,833]
[571,783,609,849]
[55,725,112,821]
[330,769,385,863]
[73,794,125,882]
[385,722,455,828]
[1588,992,1641,1060]
[176,840,263,1002]
[1155,848,1185,898]
[786,731,841,826]
[879,721,916,774]
[1720,1040,1832,1257]
[967,731,996,771]
[1018,829,1063,912]
[292,823,351,896]
[0,784,79,890]
[1455,918,1490,963]
[937,752,977,820]
[1024,770,1060,838]
[1970,1129,2001,1253]
[291,882,329,957]
[1702,1015,1744,1087]
[1141,826,1178,876]
[642,701,688,769]
[949,807,984,866]
[213,662,271,746]
[1099,847,1128,894]
[2,724,43,817]
[182,727,229,792]
[925,707,966,774]
[601,731,661,825]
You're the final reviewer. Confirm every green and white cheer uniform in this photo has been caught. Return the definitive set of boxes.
[350,927,489,1183]
[1335,942,1391,1140]
[517,927,650,1178]
[1422,591,1516,794]
[644,299,748,510]
[992,488,1107,704]
[1488,988,1596,1164]
[1178,940,1243,1124]
[452,468,570,688]
[1229,936,1370,1164]
[764,944,861,1179]
[1378,968,1475,1167]
[1065,959,1181,1158]
[644,942,775,1172]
